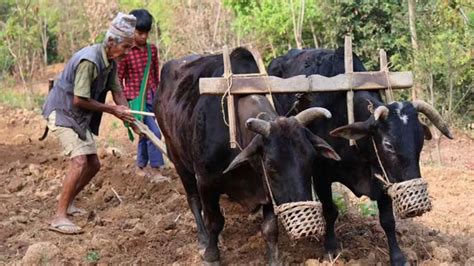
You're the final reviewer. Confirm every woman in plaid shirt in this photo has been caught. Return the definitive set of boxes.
[118,9,166,179]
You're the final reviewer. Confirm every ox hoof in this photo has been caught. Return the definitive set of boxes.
[324,239,341,255]
[198,235,209,249]
[269,257,280,266]
[390,253,407,266]
[203,261,220,266]
[202,247,220,263]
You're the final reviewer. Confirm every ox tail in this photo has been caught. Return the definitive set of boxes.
[38,126,49,141]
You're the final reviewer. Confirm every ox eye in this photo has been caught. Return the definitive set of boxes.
[382,140,395,153]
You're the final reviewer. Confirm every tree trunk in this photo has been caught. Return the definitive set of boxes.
[290,0,302,49]
[447,52,454,120]
[212,1,221,43]
[428,72,442,165]
[408,0,421,100]
[310,21,318,48]
[298,0,305,47]
[41,18,49,66]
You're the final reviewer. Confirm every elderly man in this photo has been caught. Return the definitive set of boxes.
[43,13,139,234]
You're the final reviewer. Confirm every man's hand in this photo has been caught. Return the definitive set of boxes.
[111,105,135,123]
[130,123,145,138]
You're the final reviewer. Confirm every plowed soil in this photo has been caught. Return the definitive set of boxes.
[0,102,473,265]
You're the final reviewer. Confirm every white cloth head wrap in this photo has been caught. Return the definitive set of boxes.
[108,12,136,38]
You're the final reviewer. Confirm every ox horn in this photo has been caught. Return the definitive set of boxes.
[374,105,389,121]
[294,107,332,126]
[246,118,271,137]
[412,100,453,139]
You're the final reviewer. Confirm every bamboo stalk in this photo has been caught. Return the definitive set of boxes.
[127,110,155,117]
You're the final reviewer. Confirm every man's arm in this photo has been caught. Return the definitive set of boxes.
[117,54,128,88]
[73,95,135,123]
[73,60,135,123]
[111,89,130,107]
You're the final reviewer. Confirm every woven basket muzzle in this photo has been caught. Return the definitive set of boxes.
[387,178,432,219]
[274,201,325,240]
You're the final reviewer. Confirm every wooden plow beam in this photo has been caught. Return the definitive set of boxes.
[201,38,412,148]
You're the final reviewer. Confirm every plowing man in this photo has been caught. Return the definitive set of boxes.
[42,13,140,234]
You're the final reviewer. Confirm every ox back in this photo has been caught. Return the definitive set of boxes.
[155,49,267,211]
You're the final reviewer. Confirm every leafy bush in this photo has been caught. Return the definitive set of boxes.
[359,200,378,217]
[332,192,347,216]
[85,250,100,263]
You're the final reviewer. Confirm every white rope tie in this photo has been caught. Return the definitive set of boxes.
[381,61,395,103]
[371,137,391,187]
[260,160,278,207]
[221,72,233,127]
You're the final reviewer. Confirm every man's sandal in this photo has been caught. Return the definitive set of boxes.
[48,223,84,235]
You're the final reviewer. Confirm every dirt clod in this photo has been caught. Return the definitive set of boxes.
[433,247,453,262]
[10,215,28,224]
[7,178,25,192]
[28,164,41,177]
[21,242,59,265]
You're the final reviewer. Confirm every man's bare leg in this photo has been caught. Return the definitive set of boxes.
[67,154,101,215]
[51,155,89,233]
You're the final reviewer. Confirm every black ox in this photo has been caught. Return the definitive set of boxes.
[268,48,453,265]
[154,48,340,264]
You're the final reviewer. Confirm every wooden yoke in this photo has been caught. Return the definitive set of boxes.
[344,36,356,146]
[200,43,414,149]
[246,47,275,108]
[222,46,275,149]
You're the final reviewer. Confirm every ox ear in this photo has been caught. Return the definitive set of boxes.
[420,121,432,140]
[307,131,341,161]
[330,121,370,140]
[256,112,273,122]
[223,136,262,174]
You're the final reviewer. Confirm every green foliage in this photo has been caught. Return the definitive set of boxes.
[0,87,44,110]
[225,0,472,125]
[118,0,174,59]
[359,200,378,217]
[414,1,473,122]
[85,250,100,263]
[0,43,14,78]
[225,0,323,61]
[111,121,120,130]
[0,0,471,125]
[332,192,347,215]
[1,1,42,81]
[319,1,410,71]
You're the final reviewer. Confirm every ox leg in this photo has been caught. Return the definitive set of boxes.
[200,185,224,263]
[315,178,339,254]
[262,204,279,265]
[377,194,407,266]
[176,167,209,248]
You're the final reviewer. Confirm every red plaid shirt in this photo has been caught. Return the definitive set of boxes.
[118,43,160,101]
